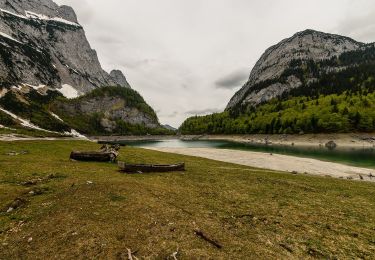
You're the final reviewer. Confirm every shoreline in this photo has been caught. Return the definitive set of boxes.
[2,133,375,149]
[183,133,375,149]
[144,147,375,182]
[91,133,375,149]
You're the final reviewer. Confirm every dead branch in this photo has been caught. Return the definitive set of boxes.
[170,247,179,260]
[194,229,222,249]
[127,248,133,260]
[126,248,138,260]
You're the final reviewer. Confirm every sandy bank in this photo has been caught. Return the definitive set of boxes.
[145,147,375,182]
[190,133,375,148]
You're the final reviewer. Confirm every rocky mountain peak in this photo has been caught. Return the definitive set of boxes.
[56,5,78,23]
[226,29,365,109]
[0,0,78,23]
[110,70,131,88]
[0,0,131,96]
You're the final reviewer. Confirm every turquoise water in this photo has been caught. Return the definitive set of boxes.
[114,139,375,169]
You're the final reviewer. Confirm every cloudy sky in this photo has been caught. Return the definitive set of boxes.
[55,0,375,127]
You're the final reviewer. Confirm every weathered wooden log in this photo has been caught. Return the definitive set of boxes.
[118,162,185,173]
[70,151,117,162]
[70,144,120,162]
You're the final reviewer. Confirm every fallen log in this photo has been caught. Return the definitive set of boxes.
[70,151,118,162]
[118,162,185,173]
[70,144,120,162]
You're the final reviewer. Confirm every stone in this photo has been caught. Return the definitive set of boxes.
[325,141,337,150]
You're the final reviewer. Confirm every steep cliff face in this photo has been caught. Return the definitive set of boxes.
[227,30,365,109]
[0,0,161,135]
[0,0,129,95]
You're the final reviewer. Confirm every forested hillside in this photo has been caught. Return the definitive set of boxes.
[180,44,375,135]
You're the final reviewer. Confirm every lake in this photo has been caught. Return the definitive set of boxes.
[112,139,375,169]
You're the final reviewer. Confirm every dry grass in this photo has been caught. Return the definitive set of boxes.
[0,140,375,259]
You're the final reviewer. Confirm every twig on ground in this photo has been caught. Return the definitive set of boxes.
[194,229,222,249]
[127,248,133,260]
[127,248,138,260]
[170,247,179,260]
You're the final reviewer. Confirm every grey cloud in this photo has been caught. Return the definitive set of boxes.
[185,108,221,116]
[94,35,125,45]
[163,111,179,117]
[157,110,179,118]
[335,6,375,43]
[215,68,249,89]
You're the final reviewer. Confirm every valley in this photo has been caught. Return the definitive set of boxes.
[1,0,375,258]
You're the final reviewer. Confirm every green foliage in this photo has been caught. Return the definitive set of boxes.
[185,45,375,135]
[0,90,70,132]
[51,86,172,135]
[180,91,375,134]
[72,86,158,121]
[0,110,16,126]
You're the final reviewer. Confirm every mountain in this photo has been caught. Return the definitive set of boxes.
[51,87,161,135]
[162,124,177,131]
[0,0,130,92]
[180,30,375,135]
[227,29,364,110]
[0,0,166,136]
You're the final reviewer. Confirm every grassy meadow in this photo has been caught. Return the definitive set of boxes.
[0,140,375,259]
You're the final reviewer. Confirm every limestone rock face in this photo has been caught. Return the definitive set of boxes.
[226,30,365,109]
[0,0,129,95]
[110,70,131,88]
[54,95,159,132]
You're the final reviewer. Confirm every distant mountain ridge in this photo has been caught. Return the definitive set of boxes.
[227,29,367,110]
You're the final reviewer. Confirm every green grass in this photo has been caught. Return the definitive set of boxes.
[0,141,374,258]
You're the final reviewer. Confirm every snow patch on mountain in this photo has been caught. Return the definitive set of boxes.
[65,129,87,139]
[0,88,8,98]
[50,112,64,122]
[0,107,51,132]
[0,31,22,44]
[57,84,80,99]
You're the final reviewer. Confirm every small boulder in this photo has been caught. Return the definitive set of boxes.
[325,141,337,150]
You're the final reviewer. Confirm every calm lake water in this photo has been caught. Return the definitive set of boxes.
[114,139,375,169]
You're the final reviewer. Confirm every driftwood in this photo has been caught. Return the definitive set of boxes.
[194,229,222,249]
[118,162,185,173]
[70,144,120,162]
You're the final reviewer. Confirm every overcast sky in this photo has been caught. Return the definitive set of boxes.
[55,0,375,127]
